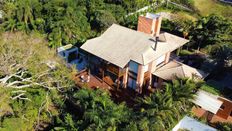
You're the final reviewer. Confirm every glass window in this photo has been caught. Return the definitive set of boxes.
[129,61,139,73]
[128,77,137,89]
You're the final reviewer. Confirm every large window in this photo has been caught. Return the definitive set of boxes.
[129,61,139,73]
[128,77,137,89]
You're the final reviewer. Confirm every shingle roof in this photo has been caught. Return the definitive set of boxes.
[81,24,189,68]
[152,60,207,80]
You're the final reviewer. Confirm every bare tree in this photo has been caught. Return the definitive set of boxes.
[0,32,75,100]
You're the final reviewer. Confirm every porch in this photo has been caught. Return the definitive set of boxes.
[73,69,140,107]
[88,55,125,89]
[74,69,113,90]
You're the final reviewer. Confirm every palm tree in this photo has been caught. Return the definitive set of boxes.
[166,78,196,112]
[73,88,130,130]
[135,77,197,130]
[136,87,180,130]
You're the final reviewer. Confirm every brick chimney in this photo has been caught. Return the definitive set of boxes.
[137,13,162,37]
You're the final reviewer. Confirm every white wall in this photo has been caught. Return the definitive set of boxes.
[156,54,165,66]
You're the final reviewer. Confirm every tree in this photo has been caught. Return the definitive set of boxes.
[166,78,197,112]
[0,32,75,130]
[91,10,117,32]
[1,0,39,32]
[1,0,133,47]
[72,88,130,130]
[189,14,232,50]
[132,78,197,130]
[135,87,180,130]
[1,0,92,47]
[210,44,232,67]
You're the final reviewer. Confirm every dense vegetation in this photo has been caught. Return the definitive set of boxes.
[0,0,151,47]
[0,32,75,130]
[0,0,232,130]
[52,78,197,131]
[0,34,197,130]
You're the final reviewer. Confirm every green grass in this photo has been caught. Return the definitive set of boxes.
[194,0,232,19]
[179,49,194,56]
[200,80,224,96]
[200,84,221,95]
[175,11,198,21]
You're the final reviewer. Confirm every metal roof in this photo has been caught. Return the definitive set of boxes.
[193,90,223,114]
[81,24,189,68]
[172,116,217,131]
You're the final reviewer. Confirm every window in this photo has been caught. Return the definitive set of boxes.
[128,77,137,89]
[220,105,225,110]
[129,61,139,74]
[67,51,78,63]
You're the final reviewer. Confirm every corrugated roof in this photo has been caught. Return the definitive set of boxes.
[193,90,223,114]
[152,60,207,80]
[81,24,189,68]
[172,116,217,131]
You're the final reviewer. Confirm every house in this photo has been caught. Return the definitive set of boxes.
[80,13,206,93]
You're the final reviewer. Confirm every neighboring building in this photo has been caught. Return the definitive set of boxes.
[172,116,217,131]
[193,90,232,123]
[81,13,206,93]
[57,44,87,71]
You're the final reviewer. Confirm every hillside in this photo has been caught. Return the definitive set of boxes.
[194,0,232,19]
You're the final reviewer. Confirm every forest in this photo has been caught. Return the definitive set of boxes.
[0,0,232,130]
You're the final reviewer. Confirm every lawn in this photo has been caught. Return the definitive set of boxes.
[194,0,232,19]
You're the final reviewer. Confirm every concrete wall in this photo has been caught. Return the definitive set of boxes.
[136,64,145,93]
[122,67,129,88]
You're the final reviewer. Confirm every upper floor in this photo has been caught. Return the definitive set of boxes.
[81,13,189,72]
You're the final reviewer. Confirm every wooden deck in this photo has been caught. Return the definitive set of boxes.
[73,70,141,107]
[73,70,113,91]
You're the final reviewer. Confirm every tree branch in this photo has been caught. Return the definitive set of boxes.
[10,93,31,101]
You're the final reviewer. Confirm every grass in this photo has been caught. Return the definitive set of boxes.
[200,80,226,96]
[179,49,194,56]
[175,11,198,21]
[194,0,232,19]
[200,84,221,95]
[154,6,198,21]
